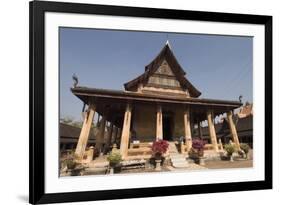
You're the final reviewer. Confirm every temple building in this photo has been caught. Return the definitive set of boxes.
[71,41,242,160]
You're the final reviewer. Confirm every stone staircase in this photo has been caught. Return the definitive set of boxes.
[168,142,190,168]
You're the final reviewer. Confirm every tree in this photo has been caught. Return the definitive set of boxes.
[60,116,83,128]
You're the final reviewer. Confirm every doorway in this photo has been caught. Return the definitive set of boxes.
[163,114,173,141]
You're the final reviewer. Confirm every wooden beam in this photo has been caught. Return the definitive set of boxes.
[227,111,241,149]
[75,104,96,159]
[120,104,132,158]
[156,105,163,140]
[184,107,192,151]
[96,115,107,154]
[105,122,114,151]
[207,110,219,152]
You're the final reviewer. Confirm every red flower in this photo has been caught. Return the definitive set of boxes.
[152,140,169,156]
[192,138,206,152]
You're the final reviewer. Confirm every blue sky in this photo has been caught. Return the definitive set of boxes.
[59,27,253,121]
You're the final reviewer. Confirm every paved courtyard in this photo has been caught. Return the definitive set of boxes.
[60,150,254,176]
[203,159,253,169]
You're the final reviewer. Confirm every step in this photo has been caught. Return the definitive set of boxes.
[170,156,186,160]
[170,154,187,158]
[172,162,190,168]
[171,158,186,162]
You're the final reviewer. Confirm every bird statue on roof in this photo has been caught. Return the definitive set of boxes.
[72,73,78,88]
[239,95,243,103]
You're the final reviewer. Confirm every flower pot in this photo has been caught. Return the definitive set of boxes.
[198,150,204,157]
[154,153,162,160]
[109,162,121,173]
[230,155,234,162]
[109,161,118,168]
[155,159,162,171]
[109,167,114,174]
[70,167,84,176]
[65,161,76,170]
[199,157,206,166]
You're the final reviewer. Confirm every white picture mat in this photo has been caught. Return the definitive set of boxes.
[45,12,265,194]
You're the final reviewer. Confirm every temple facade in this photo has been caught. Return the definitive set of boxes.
[71,42,242,160]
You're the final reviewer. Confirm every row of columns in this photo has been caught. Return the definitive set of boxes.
[153,105,240,152]
[75,103,241,160]
[74,103,122,159]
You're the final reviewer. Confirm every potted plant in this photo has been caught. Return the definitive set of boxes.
[240,143,250,159]
[61,154,85,176]
[151,140,169,171]
[64,158,76,170]
[190,138,206,165]
[224,143,237,162]
[107,151,122,173]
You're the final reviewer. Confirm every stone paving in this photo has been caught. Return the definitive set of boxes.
[203,159,253,169]
[60,151,253,176]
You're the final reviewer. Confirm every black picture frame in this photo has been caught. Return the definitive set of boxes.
[29,1,272,204]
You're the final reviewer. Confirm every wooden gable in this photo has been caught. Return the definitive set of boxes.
[124,43,201,98]
[147,60,181,89]
[155,60,174,76]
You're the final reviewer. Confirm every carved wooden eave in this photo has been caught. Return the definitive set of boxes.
[124,43,201,98]
[71,87,241,110]
[71,86,241,126]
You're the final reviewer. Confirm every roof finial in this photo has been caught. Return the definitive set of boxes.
[165,33,171,48]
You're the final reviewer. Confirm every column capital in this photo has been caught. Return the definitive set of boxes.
[125,103,132,112]
[184,104,191,111]
[184,107,191,114]
[156,104,162,111]
[227,110,233,116]
[207,109,215,118]
[88,103,96,109]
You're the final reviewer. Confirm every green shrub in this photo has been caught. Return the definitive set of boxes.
[107,151,122,164]
[65,159,76,169]
[224,144,237,156]
[240,143,250,154]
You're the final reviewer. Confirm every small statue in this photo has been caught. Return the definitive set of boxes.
[239,95,243,103]
[72,73,78,88]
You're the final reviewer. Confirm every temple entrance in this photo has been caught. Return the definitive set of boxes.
[163,114,173,141]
